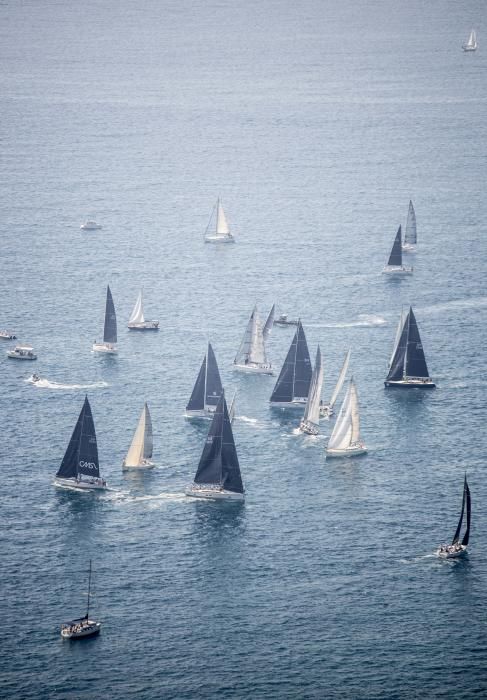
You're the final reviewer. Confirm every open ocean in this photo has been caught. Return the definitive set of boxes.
[1,1,486,698]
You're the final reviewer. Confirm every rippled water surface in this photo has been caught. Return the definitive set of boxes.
[1,1,487,698]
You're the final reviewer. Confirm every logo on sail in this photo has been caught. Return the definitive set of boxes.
[79,461,97,470]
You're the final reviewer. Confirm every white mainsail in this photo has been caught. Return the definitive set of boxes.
[302,346,324,428]
[128,291,145,325]
[123,403,153,467]
[350,381,361,444]
[234,307,268,366]
[328,383,353,451]
[216,200,230,236]
[467,29,477,48]
[328,349,351,409]
[389,310,406,369]
[404,200,417,246]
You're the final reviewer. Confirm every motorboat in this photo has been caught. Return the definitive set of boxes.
[61,560,101,639]
[7,344,37,360]
[274,314,298,326]
[31,373,41,383]
[93,285,117,354]
[0,330,17,340]
[80,220,102,230]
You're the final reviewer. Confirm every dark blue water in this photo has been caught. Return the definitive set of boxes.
[1,1,487,697]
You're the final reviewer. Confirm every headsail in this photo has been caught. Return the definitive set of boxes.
[386,310,409,382]
[56,396,100,479]
[388,311,406,369]
[270,321,312,403]
[128,291,145,325]
[234,307,256,365]
[205,342,223,407]
[216,200,230,236]
[404,201,417,245]
[103,285,117,344]
[387,226,403,266]
[404,307,430,379]
[302,345,324,428]
[327,383,353,451]
[328,349,351,409]
[186,354,207,412]
[263,304,275,342]
[124,403,152,467]
[452,475,471,546]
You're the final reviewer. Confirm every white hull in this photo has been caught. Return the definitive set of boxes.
[299,419,319,435]
[382,265,413,275]
[61,620,101,638]
[233,362,274,375]
[127,321,159,330]
[270,399,307,409]
[0,332,16,340]
[92,342,117,354]
[402,244,416,252]
[185,408,216,419]
[319,404,333,418]
[186,485,244,501]
[54,477,107,491]
[326,444,367,458]
[385,378,435,388]
[122,459,155,469]
[204,234,235,243]
[462,46,477,52]
[7,352,37,360]
[437,545,467,559]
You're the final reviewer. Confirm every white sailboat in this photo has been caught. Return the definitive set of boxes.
[325,378,367,457]
[462,29,477,52]
[127,290,159,330]
[299,345,324,435]
[93,285,117,353]
[204,199,235,243]
[233,306,273,374]
[320,349,351,418]
[122,403,155,468]
[402,200,417,252]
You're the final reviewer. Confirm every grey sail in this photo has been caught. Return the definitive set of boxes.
[386,310,409,382]
[270,321,312,403]
[143,403,153,460]
[186,354,207,411]
[205,342,223,407]
[56,396,100,479]
[103,285,117,344]
[193,392,243,494]
[262,304,275,342]
[404,201,417,245]
[387,226,403,266]
[404,307,430,379]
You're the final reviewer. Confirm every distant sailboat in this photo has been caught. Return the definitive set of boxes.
[270,321,312,407]
[93,285,117,353]
[61,560,101,639]
[437,476,471,558]
[326,378,367,457]
[299,345,324,435]
[127,291,159,330]
[385,307,435,388]
[402,200,417,252]
[262,304,275,343]
[186,391,244,501]
[462,29,477,52]
[54,396,107,490]
[122,403,154,468]
[204,199,235,243]
[233,306,273,374]
[186,342,224,418]
[320,349,351,418]
[382,226,413,275]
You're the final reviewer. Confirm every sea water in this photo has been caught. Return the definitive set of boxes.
[1,1,486,697]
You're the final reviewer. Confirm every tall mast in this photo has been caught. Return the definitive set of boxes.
[86,559,92,619]
[403,310,410,379]
[204,345,208,409]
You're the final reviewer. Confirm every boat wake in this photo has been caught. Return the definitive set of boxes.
[27,376,108,390]
[310,314,387,329]
[421,296,487,315]
[237,415,258,424]
[104,490,188,505]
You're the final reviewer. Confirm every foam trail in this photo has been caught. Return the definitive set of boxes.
[106,490,188,505]
[27,376,108,390]
[309,314,387,329]
[237,415,258,424]
[420,296,487,315]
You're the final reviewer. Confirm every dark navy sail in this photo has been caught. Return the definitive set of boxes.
[56,397,100,479]
[404,307,429,378]
[387,226,403,266]
[270,321,312,403]
[186,354,207,411]
[452,476,471,546]
[193,393,243,494]
[205,342,223,408]
[103,285,117,344]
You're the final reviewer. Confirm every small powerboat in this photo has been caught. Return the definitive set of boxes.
[31,373,41,383]
[0,330,17,340]
[273,314,299,326]
[7,344,37,360]
[80,220,102,230]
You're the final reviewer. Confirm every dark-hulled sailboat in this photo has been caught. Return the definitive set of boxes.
[61,560,101,639]
[186,391,244,501]
[437,476,471,558]
[185,342,224,418]
[54,396,107,490]
[382,226,413,275]
[385,307,435,388]
[93,285,117,353]
[270,320,312,407]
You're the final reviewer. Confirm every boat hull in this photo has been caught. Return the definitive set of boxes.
[384,379,435,389]
[204,235,235,243]
[270,399,307,409]
[127,321,159,330]
[185,408,215,419]
[0,332,16,340]
[7,352,37,360]
[462,46,476,52]
[54,477,107,491]
[382,265,413,275]
[61,621,101,639]
[326,445,367,458]
[319,405,333,418]
[233,362,274,375]
[185,486,244,501]
[401,244,416,253]
[437,545,467,559]
[92,343,117,354]
[122,460,155,469]
[299,420,319,435]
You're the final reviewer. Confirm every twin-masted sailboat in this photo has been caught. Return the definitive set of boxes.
[233,305,274,374]
[299,345,324,435]
[186,391,244,501]
[93,285,117,353]
[122,403,154,468]
[402,200,417,252]
[54,396,108,490]
[325,378,367,457]
[204,199,235,243]
[437,476,471,558]
[385,307,435,388]
[382,226,413,275]
[61,560,101,639]
[127,291,159,330]
[270,321,312,407]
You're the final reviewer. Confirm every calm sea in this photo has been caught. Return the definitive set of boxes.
[1,1,486,698]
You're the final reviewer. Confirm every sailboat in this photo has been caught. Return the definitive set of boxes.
[299,345,324,435]
[54,396,108,490]
[385,307,435,388]
[437,476,471,558]
[93,285,117,353]
[127,291,159,330]
[122,403,154,468]
[233,306,273,374]
[61,560,101,639]
[382,226,413,275]
[320,349,351,418]
[186,391,244,501]
[325,378,367,457]
[262,304,275,343]
[402,200,417,252]
[462,29,477,52]
[270,320,312,408]
[204,199,235,243]
[185,342,224,418]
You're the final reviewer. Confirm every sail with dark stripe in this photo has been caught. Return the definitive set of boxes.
[103,286,117,344]
[387,226,403,266]
[270,321,312,403]
[452,476,471,546]
[205,342,223,407]
[404,201,417,245]
[193,392,243,494]
[56,397,100,479]
[404,308,429,378]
